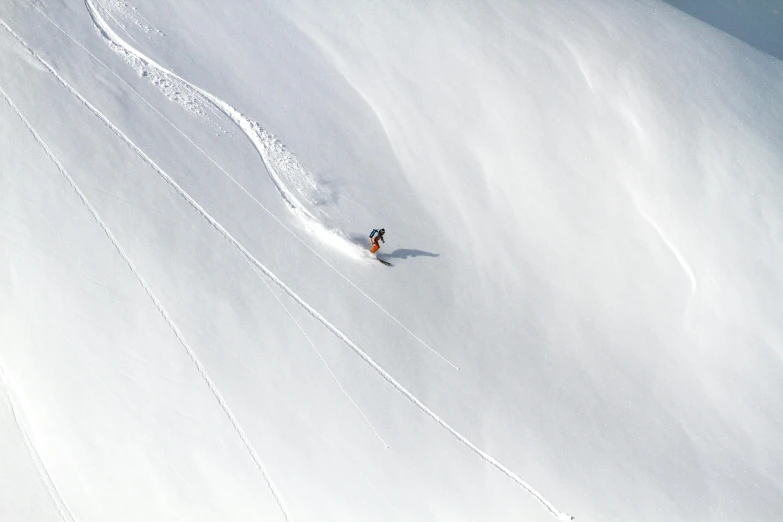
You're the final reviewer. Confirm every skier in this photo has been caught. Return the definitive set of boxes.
[369,228,385,253]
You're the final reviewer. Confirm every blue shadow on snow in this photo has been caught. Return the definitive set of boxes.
[385,248,439,260]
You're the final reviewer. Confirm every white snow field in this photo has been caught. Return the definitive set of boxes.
[1,0,782,520]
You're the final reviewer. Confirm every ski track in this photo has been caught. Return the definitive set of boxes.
[207,331,404,520]
[62,335,218,522]
[98,3,147,58]
[21,0,456,371]
[0,80,291,522]
[80,0,459,371]
[28,65,568,513]
[0,362,77,522]
[263,384,405,521]
[7,8,573,521]
[249,262,389,449]
[92,0,222,130]
[84,0,319,220]
[3,8,385,452]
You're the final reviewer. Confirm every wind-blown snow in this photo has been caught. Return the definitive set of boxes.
[1,0,782,521]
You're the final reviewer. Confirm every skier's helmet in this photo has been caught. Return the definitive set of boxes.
[379,228,385,234]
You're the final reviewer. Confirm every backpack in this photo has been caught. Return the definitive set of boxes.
[369,229,378,239]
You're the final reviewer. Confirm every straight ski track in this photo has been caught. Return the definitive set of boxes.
[1,15,386,453]
[62,335,220,520]
[0,76,292,522]
[9,4,573,520]
[0,362,77,522]
[81,0,459,372]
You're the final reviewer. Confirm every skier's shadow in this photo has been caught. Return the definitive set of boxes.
[348,235,439,261]
[386,248,439,260]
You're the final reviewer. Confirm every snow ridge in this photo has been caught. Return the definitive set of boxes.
[630,191,698,304]
[0,77,292,522]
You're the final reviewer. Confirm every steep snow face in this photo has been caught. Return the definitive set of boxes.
[1,0,782,521]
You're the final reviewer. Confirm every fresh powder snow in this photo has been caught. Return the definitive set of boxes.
[1,1,782,521]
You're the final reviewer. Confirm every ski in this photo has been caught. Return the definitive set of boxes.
[377,258,392,266]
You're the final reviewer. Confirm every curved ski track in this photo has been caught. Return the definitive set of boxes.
[1,16,385,452]
[81,0,459,372]
[0,79,291,522]
[84,0,317,221]
[22,0,458,372]
[10,4,574,520]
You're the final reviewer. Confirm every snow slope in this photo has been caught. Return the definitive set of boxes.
[1,0,782,521]
[663,0,783,61]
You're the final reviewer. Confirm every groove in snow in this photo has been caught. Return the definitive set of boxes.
[9,8,572,520]
[0,361,77,522]
[28,0,460,370]
[3,10,386,451]
[85,0,322,221]
[0,76,291,522]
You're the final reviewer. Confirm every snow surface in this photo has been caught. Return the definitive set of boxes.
[663,0,783,62]
[1,0,782,521]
